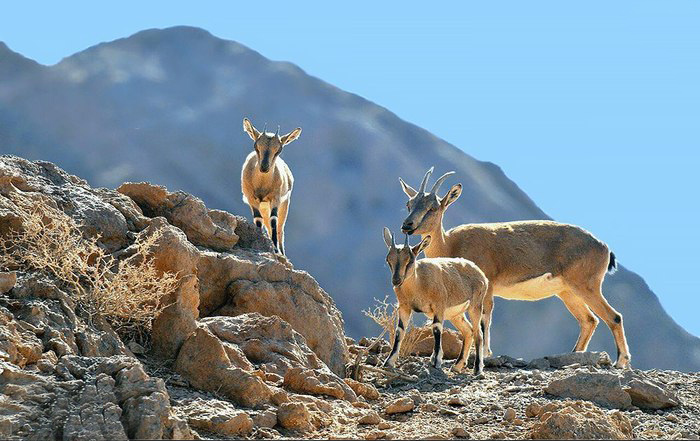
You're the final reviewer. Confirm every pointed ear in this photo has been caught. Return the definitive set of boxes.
[280,127,302,145]
[383,227,394,248]
[441,183,462,208]
[412,235,431,256]
[243,118,260,141]
[399,178,418,198]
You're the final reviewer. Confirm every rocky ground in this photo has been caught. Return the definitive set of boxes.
[1,155,699,440]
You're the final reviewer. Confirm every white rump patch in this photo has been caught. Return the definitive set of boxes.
[494,273,566,301]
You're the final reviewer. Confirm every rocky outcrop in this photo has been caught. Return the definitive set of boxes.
[0,156,352,439]
[117,182,240,251]
[545,370,681,410]
[0,277,190,440]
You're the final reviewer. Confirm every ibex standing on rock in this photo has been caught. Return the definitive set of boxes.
[241,118,302,255]
[382,228,489,375]
[398,167,631,369]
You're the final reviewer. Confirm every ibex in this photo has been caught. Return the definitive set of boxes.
[398,167,631,368]
[241,118,301,255]
[382,227,488,375]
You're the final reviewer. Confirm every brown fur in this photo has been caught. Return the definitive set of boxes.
[383,229,488,375]
[399,169,631,368]
[240,118,301,255]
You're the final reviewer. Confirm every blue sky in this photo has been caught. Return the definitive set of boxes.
[2,1,698,336]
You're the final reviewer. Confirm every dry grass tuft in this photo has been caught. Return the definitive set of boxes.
[363,296,428,357]
[0,193,178,344]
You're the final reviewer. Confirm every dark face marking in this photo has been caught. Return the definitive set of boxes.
[402,193,442,235]
[254,134,283,173]
[386,245,416,287]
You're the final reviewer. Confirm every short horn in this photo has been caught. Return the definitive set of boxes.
[404,234,409,247]
[275,125,280,137]
[418,166,434,193]
[430,171,455,194]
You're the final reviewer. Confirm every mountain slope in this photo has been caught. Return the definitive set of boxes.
[1,26,698,371]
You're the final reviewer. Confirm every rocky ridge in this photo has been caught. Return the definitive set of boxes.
[0,156,698,440]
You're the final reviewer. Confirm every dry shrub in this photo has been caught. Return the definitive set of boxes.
[0,193,178,344]
[363,296,428,357]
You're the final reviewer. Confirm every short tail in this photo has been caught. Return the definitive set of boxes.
[607,251,618,274]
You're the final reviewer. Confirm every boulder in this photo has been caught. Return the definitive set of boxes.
[117,182,239,251]
[385,397,415,414]
[529,401,633,440]
[344,378,380,400]
[284,367,357,402]
[174,325,273,408]
[622,371,680,410]
[277,402,314,432]
[545,370,681,411]
[179,399,253,436]
[545,372,633,409]
[203,257,349,377]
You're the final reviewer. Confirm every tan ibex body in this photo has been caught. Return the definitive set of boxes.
[399,168,631,368]
[382,228,488,375]
[241,118,301,255]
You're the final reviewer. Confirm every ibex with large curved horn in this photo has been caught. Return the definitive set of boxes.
[241,118,301,255]
[398,167,631,368]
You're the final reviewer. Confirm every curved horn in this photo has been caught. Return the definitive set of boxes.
[418,166,434,193]
[275,125,280,137]
[262,123,268,135]
[430,171,455,194]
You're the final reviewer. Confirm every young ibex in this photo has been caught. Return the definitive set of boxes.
[382,227,488,375]
[398,167,631,368]
[241,118,301,255]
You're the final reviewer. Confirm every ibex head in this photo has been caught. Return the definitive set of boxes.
[383,227,431,287]
[399,167,462,235]
[243,118,302,173]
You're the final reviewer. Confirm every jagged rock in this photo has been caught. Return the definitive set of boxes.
[541,351,612,369]
[117,182,239,251]
[621,371,680,409]
[344,378,380,400]
[0,306,43,367]
[0,356,190,440]
[0,272,16,294]
[358,411,382,425]
[180,399,253,436]
[251,409,278,429]
[385,397,415,414]
[206,263,349,377]
[410,327,463,359]
[545,372,633,409]
[545,370,681,411]
[203,313,323,375]
[151,274,199,360]
[529,401,633,439]
[284,367,357,402]
[277,402,314,432]
[527,357,551,370]
[174,325,272,408]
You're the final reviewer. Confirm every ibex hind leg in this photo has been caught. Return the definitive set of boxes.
[558,290,599,352]
[449,313,473,372]
[568,274,631,369]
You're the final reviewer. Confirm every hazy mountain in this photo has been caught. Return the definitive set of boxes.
[1,26,698,371]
